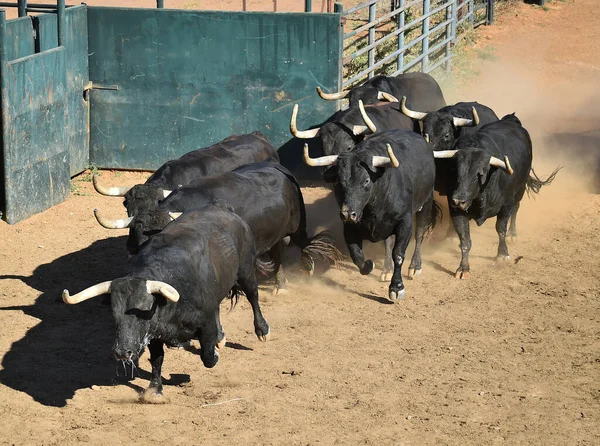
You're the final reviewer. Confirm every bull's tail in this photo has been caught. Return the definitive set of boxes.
[227,285,242,311]
[526,166,562,198]
[424,199,444,239]
[299,231,344,273]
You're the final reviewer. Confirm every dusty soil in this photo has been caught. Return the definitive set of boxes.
[1,0,600,444]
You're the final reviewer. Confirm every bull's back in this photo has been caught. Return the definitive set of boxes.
[388,73,446,111]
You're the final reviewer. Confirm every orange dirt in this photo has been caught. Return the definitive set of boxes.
[1,0,599,444]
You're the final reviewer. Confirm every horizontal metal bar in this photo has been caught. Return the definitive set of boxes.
[0,2,66,7]
[343,0,378,15]
[26,7,56,12]
[425,53,452,73]
[344,0,452,40]
[401,34,453,72]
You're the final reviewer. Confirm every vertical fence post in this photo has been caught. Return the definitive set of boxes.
[335,2,344,95]
[0,9,8,219]
[156,0,164,8]
[57,0,65,47]
[367,2,376,79]
[18,0,27,17]
[422,0,430,72]
[397,0,405,74]
[487,0,494,24]
[468,0,474,24]
[305,0,311,12]
[445,0,453,71]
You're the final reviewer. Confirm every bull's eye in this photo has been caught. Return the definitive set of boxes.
[363,178,370,187]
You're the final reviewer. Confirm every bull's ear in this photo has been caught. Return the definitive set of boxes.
[323,166,338,183]
[478,168,488,186]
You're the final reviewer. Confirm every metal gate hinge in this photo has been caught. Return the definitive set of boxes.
[84,82,119,91]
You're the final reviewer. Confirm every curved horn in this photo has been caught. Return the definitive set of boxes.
[433,150,459,159]
[63,281,112,304]
[316,86,349,101]
[358,100,377,133]
[162,190,172,198]
[372,144,400,168]
[472,107,480,126]
[489,156,514,175]
[168,212,183,220]
[377,91,399,103]
[290,104,320,139]
[303,144,338,167]
[93,208,135,229]
[400,96,427,120]
[92,174,132,197]
[424,133,430,143]
[452,107,481,127]
[146,280,180,303]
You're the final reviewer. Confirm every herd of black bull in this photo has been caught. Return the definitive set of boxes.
[62,73,560,400]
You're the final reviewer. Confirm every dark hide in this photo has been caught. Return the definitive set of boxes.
[346,73,447,110]
[129,162,341,291]
[331,130,437,301]
[123,132,279,217]
[112,204,270,397]
[445,113,559,278]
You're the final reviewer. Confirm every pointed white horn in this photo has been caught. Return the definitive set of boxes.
[358,100,377,133]
[290,104,320,139]
[303,144,339,167]
[168,212,183,220]
[63,281,112,304]
[400,96,427,120]
[352,125,369,136]
[316,86,349,101]
[489,156,514,175]
[93,209,135,229]
[433,150,459,159]
[146,280,180,302]
[472,107,480,125]
[92,174,132,197]
[424,134,430,143]
[377,91,399,103]
[452,116,474,127]
[162,190,172,198]
[372,144,400,168]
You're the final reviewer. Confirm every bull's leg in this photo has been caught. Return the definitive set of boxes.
[197,314,220,369]
[238,272,270,342]
[508,202,520,239]
[495,206,513,262]
[141,339,165,402]
[344,223,373,275]
[388,214,413,301]
[216,306,226,351]
[380,236,394,282]
[408,195,433,279]
[451,212,472,279]
[269,241,288,295]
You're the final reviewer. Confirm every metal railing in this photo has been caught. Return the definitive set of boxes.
[338,0,493,88]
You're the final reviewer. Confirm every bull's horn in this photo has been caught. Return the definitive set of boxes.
[63,281,112,304]
[316,86,349,101]
[433,150,459,159]
[400,96,427,120]
[352,125,369,136]
[490,156,514,175]
[372,144,400,168]
[290,104,320,139]
[303,144,338,167]
[146,280,180,303]
[168,212,183,220]
[162,190,172,198]
[452,107,480,127]
[358,100,377,133]
[472,107,480,125]
[424,133,430,143]
[93,209,135,229]
[377,91,399,103]
[92,174,132,197]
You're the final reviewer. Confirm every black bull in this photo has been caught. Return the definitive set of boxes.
[97,162,342,293]
[434,114,561,279]
[63,203,272,400]
[304,130,439,301]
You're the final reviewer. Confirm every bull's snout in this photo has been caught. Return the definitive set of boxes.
[340,205,359,222]
[114,350,134,362]
[452,198,469,211]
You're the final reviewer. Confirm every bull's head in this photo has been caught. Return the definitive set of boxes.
[92,175,172,215]
[433,149,513,211]
[304,143,399,223]
[62,278,179,362]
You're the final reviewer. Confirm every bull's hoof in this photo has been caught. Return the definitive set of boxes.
[140,388,168,404]
[494,255,511,265]
[305,258,315,277]
[454,269,471,280]
[388,287,405,302]
[257,327,271,342]
[360,260,374,276]
[272,287,288,296]
[379,271,393,282]
[167,340,191,350]
[216,336,227,351]
[407,268,422,279]
[202,349,219,369]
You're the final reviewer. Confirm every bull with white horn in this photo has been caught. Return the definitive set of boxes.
[63,203,272,401]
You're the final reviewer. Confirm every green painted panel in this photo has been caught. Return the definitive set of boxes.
[33,13,58,53]
[5,16,35,60]
[87,8,341,175]
[2,48,70,224]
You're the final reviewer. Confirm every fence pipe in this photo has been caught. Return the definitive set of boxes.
[445,0,452,71]
[18,0,26,16]
[0,10,8,218]
[468,0,474,24]
[487,0,494,24]
[57,0,65,47]
[367,2,376,79]
[305,0,311,12]
[422,0,430,72]
[397,0,405,74]
[156,0,163,8]
[335,2,344,99]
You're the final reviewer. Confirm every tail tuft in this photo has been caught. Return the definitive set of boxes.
[300,231,344,272]
[227,285,242,311]
[424,199,444,239]
[526,166,562,198]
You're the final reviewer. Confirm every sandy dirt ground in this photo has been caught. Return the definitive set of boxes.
[1,0,600,444]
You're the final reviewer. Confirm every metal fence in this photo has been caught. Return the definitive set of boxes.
[338,0,493,89]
